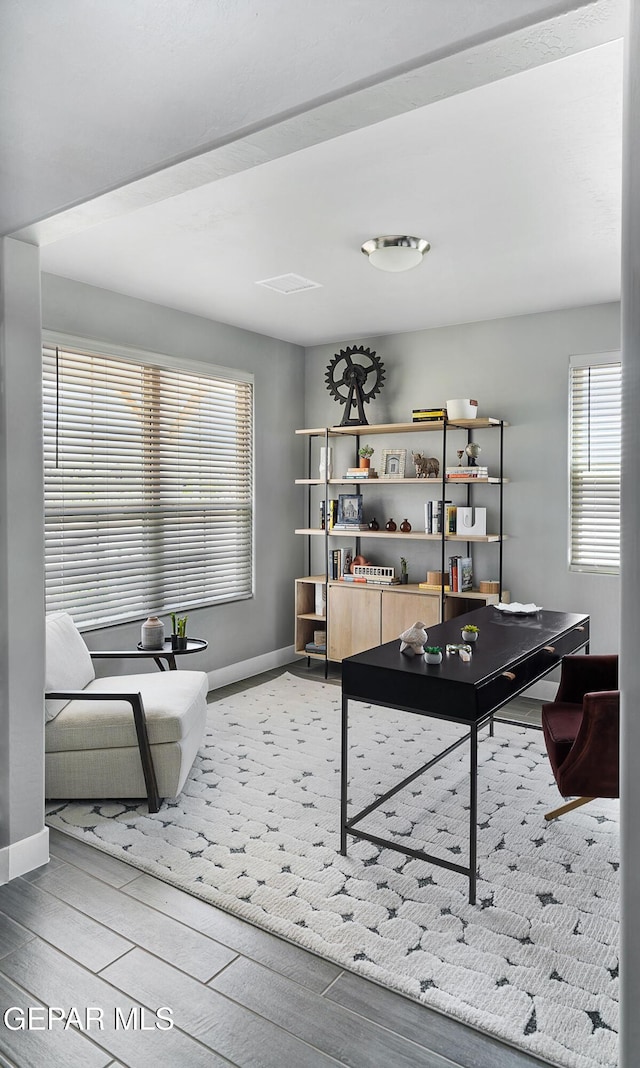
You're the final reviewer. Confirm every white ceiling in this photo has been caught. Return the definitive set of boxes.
[3,0,624,348]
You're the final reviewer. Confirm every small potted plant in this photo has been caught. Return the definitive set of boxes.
[171,612,188,650]
[400,557,408,584]
[358,444,374,469]
[461,623,479,642]
[424,645,442,664]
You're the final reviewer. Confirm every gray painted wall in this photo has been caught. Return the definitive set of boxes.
[304,302,621,654]
[41,274,306,676]
[0,238,46,851]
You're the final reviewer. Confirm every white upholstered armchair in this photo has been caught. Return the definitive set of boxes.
[45,612,208,812]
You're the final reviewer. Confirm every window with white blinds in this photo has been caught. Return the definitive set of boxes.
[569,354,621,574]
[43,343,253,627]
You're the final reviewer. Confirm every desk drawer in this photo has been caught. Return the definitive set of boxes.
[477,620,589,714]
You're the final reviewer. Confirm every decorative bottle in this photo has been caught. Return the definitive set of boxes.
[141,615,165,649]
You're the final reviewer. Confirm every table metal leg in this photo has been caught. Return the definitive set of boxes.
[469,721,478,905]
[153,654,177,671]
[340,693,349,855]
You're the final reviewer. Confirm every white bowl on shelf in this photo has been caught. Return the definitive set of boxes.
[446,399,478,420]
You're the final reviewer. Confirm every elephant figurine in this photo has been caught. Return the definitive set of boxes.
[412,453,440,479]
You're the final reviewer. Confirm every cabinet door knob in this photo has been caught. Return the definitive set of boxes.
[543,645,556,653]
[575,625,586,632]
[501,670,516,681]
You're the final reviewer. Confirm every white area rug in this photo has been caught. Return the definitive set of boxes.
[46,672,619,1068]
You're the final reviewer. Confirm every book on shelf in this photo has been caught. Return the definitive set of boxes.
[447,554,473,593]
[328,547,341,580]
[344,468,378,478]
[304,641,326,654]
[425,499,432,534]
[445,466,489,479]
[340,573,400,585]
[320,500,325,529]
[445,503,457,534]
[448,554,462,592]
[412,408,446,421]
[424,499,451,534]
[459,556,473,591]
[332,523,369,532]
[328,499,338,530]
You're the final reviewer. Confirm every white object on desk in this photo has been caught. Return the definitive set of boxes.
[494,602,541,614]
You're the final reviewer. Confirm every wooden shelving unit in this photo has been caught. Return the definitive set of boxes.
[294,576,326,660]
[295,417,509,665]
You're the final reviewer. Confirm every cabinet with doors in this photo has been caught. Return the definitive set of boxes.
[295,417,508,665]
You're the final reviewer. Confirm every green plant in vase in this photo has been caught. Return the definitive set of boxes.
[171,612,188,649]
[358,444,374,469]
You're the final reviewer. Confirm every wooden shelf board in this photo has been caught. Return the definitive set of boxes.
[295,575,326,583]
[297,476,507,485]
[296,418,507,437]
[445,477,508,484]
[297,612,326,621]
[446,590,506,600]
[294,648,326,660]
[295,528,504,543]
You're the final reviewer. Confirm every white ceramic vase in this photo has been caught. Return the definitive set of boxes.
[319,446,333,481]
[141,615,165,649]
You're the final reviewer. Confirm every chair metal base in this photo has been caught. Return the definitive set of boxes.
[544,796,595,821]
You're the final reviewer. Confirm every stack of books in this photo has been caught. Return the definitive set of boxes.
[339,574,400,585]
[448,555,473,592]
[305,638,326,654]
[424,499,452,534]
[320,499,339,529]
[445,466,489,479]
[412,407,446,422]
[343,467,378,479]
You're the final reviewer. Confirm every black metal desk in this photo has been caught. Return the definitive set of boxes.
[340,605,589,903]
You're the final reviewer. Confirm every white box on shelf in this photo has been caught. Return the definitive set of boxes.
[456,506,486,536]
[315,582,326,616]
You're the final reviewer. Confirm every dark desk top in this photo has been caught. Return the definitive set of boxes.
[342,605,590,722]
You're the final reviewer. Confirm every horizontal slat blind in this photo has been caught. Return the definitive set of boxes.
[43,344,253,626]
[569,359,621,573]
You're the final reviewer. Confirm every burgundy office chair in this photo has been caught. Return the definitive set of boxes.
[541,654,619,821]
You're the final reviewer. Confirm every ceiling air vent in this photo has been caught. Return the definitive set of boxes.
[255,273,322,295]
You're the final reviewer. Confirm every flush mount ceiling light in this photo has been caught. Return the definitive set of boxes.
[361,235,430,273]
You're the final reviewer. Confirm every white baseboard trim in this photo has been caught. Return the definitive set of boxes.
[0,826,49,885]
[207,645,296,692]
[522,679,556,702]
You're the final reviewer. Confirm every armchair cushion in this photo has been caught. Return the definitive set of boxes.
[541,703,583,771]
[45,611,95,721]
[45,670,208,752]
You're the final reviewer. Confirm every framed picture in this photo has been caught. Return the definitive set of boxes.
[380,448,407,479]
[337,493,364,525]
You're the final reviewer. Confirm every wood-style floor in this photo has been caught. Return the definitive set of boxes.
[0,662,549,1068]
